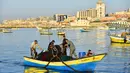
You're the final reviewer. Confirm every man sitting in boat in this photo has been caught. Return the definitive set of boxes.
[30,40,43,59]
[86,50,93,57]
[65,39,78,58]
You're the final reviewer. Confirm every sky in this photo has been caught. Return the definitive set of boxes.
[0,0,130,22]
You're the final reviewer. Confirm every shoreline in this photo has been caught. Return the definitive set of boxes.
[0,22,106,28]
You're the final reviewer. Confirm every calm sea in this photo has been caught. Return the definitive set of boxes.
[0,28,130,73]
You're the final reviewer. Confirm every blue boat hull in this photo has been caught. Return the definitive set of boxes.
[24,53,106,71]
[80,29,89,32]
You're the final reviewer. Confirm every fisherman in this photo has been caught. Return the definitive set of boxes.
[30,40,42,59]
[121,32,128,43]
[61,35,68,55]
[65,39,78,58]
[48,40,55,51]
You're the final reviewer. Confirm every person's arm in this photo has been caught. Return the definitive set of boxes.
[36,44,42,50]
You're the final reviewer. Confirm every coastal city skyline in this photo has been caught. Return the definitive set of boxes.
[1,0,130,21]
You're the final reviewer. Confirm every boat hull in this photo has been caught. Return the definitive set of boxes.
[40,32,53,35]
[24,53,106,71]
[110,36,130,43]
[80,29,89,32]
[57,32,65,35]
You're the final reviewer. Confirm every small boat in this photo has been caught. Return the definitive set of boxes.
[39,28,53,35]
[57,27,65,35]
[2,28,12,33]
[40,32,53,35]
[80,29,90,32]
[110,36,130,43]
[24,53,106,71]
[57,32,65,35]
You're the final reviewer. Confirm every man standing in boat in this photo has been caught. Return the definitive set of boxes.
[62,35,68,55]
[30,40,42,59]
[121,32,128,43]
[65,39,78,58]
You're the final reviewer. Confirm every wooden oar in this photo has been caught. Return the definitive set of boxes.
[56,56,81,73]
[43,56,55,68]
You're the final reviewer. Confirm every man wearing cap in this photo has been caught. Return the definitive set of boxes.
[30,40,42,59]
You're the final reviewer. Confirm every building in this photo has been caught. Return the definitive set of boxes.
[64,16,76,22]
[54,14,67,22]
[77,8,97,20]
[96,0,106,18]
[70,20,90,26]
[100,17,117,22]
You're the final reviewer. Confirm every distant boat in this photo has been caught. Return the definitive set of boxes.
[57,32,65,35]
[24,53,107,71]
[80,28,90,32]
[39,29,53,35]
[57,27,65,35]
[2,28,12,33]
[40,31,53,35]
[110,36,130,43]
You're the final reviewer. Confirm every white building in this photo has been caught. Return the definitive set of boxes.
[70,20,90,26]
[96,0,106,18]
[77,8,97,20]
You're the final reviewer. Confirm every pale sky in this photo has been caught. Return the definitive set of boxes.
[0,0,130,22]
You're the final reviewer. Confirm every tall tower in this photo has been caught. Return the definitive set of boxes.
[96,0,106,18]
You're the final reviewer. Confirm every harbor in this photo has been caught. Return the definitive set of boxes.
[0,27,130,73]
[1,0,130,72]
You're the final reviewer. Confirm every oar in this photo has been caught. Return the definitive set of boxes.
[44,56,55,68]
[56,56,81,73]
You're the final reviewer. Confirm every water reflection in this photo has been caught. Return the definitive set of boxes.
[24,66,94,73]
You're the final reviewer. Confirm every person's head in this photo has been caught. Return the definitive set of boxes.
[63,35,66,38]
[34,40,38,44]
[65,39,68,42]
[88,50,91,52]
[51,40,55,43]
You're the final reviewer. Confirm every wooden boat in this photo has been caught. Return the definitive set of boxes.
[40,32,53,35]
[57,27,65,35]
[110,36,130,43]
[24,53,106,71]
[2,28,12,33]
[39,28,53,35]
[80,29,90,32]
[57,32,65,35]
